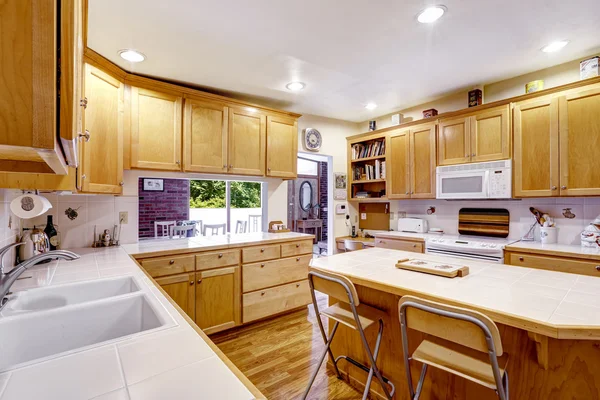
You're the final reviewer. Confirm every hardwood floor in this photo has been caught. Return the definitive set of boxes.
[210,292,364,399]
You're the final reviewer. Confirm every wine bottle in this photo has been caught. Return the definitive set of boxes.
[44,215,58,250]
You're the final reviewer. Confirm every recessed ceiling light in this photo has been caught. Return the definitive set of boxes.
[118,49,146,63]
[365,103,377,110]
[541,40,569,53]
[417,5,446,23]
[286,82,306,91]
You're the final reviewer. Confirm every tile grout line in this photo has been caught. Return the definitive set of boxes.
[113,345,132,400]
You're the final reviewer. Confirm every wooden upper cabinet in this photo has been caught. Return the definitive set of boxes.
[183,98,228,174]
[559,87,600,196]
[470,105,510,162]
[130,87,183,171]
[156,273,196,320]
[0,0,68,175]
[266,116,298,178]
[410,123,436,199]
[228,107,266,176]
[513,97,559,198]
[388,129,410,199]
[437,117,470,166]
[80,64,123,194]
[196,267,241,335]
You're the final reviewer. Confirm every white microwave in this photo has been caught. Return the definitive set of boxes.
[436,160,512,199]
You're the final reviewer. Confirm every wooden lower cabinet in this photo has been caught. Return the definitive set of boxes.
[155,273,196,319]
[374,237,424,253]
[243,254,312,293]
[243,280,312,323]
[505,250,600,277]
[196,266,241,335]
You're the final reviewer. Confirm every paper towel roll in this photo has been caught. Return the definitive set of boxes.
[10,194,52,219]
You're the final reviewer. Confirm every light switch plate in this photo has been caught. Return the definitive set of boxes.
[119,211,128,224]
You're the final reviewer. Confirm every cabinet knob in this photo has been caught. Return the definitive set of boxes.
[260,248,265,252]
[80,97,88,108]
[267,168,271,172]
[551,186,557,190]
[176,160,181,165]
[412,244,417,248]
[223,165,227,168]
[78,130,91,142]
[596,266,600,272]
[218,253,223,258]
[471,153,475,157]
[260,263,265,268]
[465,154,469,157]
[411,191,414,194]
[169,259,175,264]
[296,244,300,248]
[296,284,300,288]
[229,165,233,169]
[296,257,300,261]
[119,181,124,186]
[519,257,524,262]
[190,280,194,285]
[261,291,265,296]
[197,279,202,284]
[561,186,567,190]
[405,191,409,195]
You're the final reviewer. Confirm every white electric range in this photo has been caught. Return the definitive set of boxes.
[425,235,519,264]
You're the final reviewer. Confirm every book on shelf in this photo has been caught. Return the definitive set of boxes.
[351,139,386,160]
[352,161,386,181]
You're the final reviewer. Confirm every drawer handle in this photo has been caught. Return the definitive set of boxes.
[169,259,175,265]
[261,291,265,296]
[296,257,300,262]
[596,266,600,272]
[260,263,265,268]
[519,257,524,262]
[261,248,265,253]
[296,244,300,248]
[412,244,417,248]
[218,253,223,258]
[296,283,300,288]
[190,280,194,285]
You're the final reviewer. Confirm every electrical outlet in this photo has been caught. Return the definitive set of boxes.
[390,212,395,220]
[398,211,407,219]
[119,211,128,224]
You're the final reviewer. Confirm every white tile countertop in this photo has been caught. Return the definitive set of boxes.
[310,247,600,339]
[121,232,314,258]
[505,240,600,261]
[0,247,260,400]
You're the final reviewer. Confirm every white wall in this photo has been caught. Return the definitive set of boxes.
[365,197,600,245]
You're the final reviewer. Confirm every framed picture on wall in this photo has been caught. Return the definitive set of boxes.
[334,173,347,200]
[143,178,164,191]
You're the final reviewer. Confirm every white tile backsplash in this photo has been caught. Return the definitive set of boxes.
[384,197,595,245]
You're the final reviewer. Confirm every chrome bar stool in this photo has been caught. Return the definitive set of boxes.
[398,296,509,400]
[303,269,395,400]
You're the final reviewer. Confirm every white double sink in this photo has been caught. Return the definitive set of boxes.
[0,276,173,371]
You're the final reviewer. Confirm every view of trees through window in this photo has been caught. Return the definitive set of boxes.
[190,180,261,209]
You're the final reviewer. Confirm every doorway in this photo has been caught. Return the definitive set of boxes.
[288,153,333,256]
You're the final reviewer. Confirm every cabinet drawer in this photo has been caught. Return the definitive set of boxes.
[196,249,240,271]
[281,240,313,257]
[141,255,195,278]
[506,252,600,277]
[374,238,423,253]
[242,244,281,263]
[243,254,312,293]
[243,280,311,323]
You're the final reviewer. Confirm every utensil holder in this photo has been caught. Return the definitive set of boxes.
[540,226,557,244]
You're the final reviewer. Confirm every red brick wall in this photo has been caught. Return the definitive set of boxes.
[138,178,189,238]
[318,161,328,241]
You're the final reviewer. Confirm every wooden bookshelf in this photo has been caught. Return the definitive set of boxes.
[347,132,388,201]
[350,155,386,163]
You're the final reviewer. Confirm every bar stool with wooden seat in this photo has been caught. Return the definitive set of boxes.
[303,269,395,400]
[398,296,509,400]
[344,239,365,252]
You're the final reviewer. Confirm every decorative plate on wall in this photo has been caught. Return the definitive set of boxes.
[303,128,322,152]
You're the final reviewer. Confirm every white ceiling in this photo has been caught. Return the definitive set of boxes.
[88,0,600,122]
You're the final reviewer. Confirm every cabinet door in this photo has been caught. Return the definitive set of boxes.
[559,88,600,196]
[228,107,266,176]
[156,273,195,320]
[388,129,411,199]
[183,98,228,173]
[80,64,123,194]
[470,105,510,162]
[130,87,182,171]
[266,116,298,178]
[437,117,470,165]
[513,98,559,197]
[410,124,436,199]
[196,266,241,335]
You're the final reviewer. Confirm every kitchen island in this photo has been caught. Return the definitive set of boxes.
[310,247,600,399]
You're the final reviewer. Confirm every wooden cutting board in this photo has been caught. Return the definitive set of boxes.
[395,258,469,278]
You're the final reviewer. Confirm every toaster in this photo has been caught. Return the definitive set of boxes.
[397,218,428,233]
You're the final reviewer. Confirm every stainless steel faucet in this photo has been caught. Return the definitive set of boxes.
[0,243,80,311]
